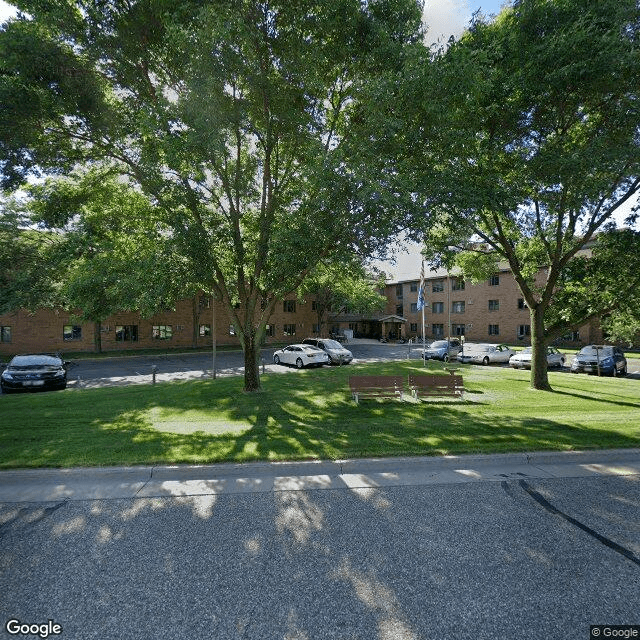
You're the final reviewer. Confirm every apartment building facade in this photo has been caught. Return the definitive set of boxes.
[385,267,601,345]
[0,266,604,356]
[330,266,601,346]
[0,294,320,356]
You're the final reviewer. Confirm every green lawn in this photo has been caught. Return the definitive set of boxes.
[1,360,639,469]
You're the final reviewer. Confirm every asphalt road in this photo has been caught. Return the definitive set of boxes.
[65,341,425,387]
[1,470,639,640]
[64,341,640,388]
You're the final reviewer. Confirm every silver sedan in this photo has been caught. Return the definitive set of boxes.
[273,344,329,369]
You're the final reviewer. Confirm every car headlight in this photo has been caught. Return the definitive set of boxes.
[1,372,13,380]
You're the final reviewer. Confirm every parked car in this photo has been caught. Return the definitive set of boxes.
[1,354,69,393]
[302,338,353,365]
[509,346,566,369]
[570,345,627,376]
[422,339,461,362]
[457,343,515,365]
[272,344,329,369]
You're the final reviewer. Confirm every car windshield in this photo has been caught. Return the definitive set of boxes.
[322,340,343,349]
[519,348,533,354]
[579,346,613,357]
[431,341,448,348]
[10,355,62,368]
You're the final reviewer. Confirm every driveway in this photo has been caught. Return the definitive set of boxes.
[62,341,640,388]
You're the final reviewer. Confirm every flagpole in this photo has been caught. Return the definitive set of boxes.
[418,261,426,365]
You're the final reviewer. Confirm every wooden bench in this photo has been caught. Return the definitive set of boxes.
[349,375,404,404]
[408,374,464,400]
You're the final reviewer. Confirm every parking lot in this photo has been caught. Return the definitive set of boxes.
[56,340,638,388]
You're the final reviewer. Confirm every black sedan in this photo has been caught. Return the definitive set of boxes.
[1,354,69,393]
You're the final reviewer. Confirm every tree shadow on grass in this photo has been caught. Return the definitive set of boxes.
[2,362,639,468]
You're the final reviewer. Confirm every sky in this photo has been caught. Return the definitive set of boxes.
[1,0,636,280]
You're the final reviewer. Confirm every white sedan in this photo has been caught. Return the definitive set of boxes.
[509,346,566,369]
[273,344,329,369]
[458,343,516,365]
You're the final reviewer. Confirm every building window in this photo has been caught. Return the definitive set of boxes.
[410,282,418,292]
[488,300,500,311]
[283,300,296,313]
[283,323,296,336]
[396,304,404,316]
[432,323,444,337]
[451,278,465,291]
[199,295,211,309]
[489,324,500,336]
[432,301,444,314]
[396,284,403,298]
[518,298,528,310]
[265,324,275,337]
[410,323,418,332]
[199,324,211,337]
[452,301,465,314]
[152,325,172,340]
[116,325,138,342]
[229,325,236,336]
[0,326,11,343]
[518,324,531,338]
[452,324,465,336]
[63,325,82,341]
[410,303,418,313]
[489,274,500,286]
[432,281,444,293]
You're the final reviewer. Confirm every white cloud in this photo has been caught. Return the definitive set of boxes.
[0,1,17,22]
[422,0,472,48]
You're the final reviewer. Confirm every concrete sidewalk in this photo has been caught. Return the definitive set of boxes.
[1,448,639,503]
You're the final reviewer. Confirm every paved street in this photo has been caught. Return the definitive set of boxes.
[65,340,426,388]
[1,451,639,640]
[60,340,640,388]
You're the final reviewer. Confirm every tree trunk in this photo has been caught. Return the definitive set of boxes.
[94,321,102,353]
[243,331,261,392]
[530,306,551,391]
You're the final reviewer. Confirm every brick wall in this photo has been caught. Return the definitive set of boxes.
[386,270,601,345]
[0,294,319,356]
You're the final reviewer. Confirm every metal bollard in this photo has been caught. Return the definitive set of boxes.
[151,364,158,385]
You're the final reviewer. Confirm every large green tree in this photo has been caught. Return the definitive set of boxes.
[301,260,387,336]
[397,0,640,390]
[0,0,422,390]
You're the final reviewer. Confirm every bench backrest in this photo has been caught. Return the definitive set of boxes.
[409,374,464,390]
[349,375,404,389]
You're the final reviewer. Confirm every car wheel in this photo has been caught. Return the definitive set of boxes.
[612,366,617,377]
[274,355,280,365]
[623,365,628,376]
[559,358,565,368]
[296,358,304,369]
[483,356,490,366]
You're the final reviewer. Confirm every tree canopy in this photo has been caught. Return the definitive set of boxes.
[394,0,640,389]
[1,0,423,390]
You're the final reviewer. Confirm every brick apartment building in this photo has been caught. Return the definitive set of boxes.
[1,265,603,357]
[329,265,602,346]
[0,294,320,357]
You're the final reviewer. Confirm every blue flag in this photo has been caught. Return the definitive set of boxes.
[417,261,425,311]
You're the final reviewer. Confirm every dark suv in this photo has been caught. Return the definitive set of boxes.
[570,345,627,377]
[302,338,353,365]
